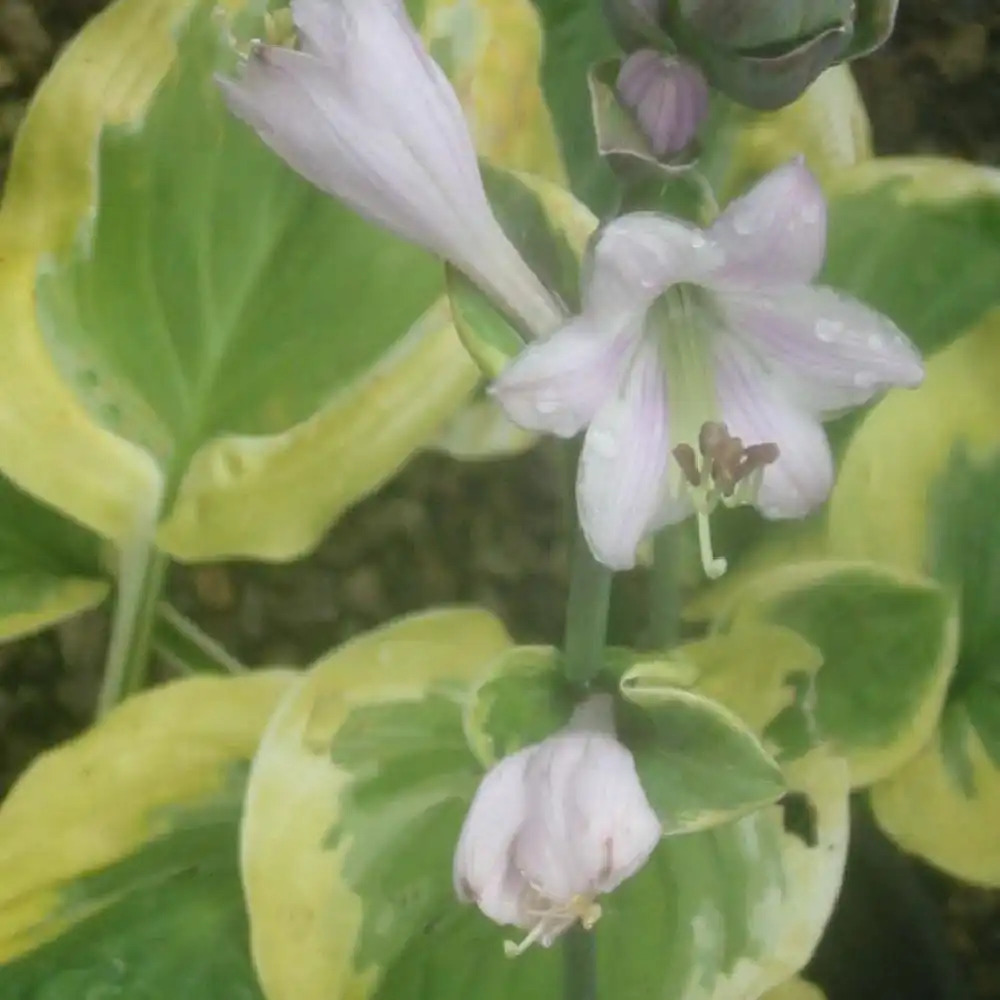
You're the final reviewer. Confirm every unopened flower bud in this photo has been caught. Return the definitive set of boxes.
[218,0,562,337]
[453,696,661,954]
[617,51,709,158]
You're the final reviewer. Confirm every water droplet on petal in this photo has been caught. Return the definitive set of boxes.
[866,332,883,350]
[852,371,878,389]
[536,399,561,415]
[691,233,707,249]
[732,215,754,236]
[815,319,844,342]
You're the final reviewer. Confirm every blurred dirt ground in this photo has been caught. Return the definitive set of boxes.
[0,0,997,997]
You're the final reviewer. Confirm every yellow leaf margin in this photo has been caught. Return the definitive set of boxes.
[0,670,293,963]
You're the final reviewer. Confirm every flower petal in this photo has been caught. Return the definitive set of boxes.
[718,285,924,417]
[585,213,726,314]
[576,339,671,570]
[490,310,639,437]
[714,341,835,519]
[515,729,660,904]
[291,0,348,58]
[219,1,561,336]
[709,160,827,286]
[453,746,535,927]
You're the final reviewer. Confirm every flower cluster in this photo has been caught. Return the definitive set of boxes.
[220,0,923,577]
[218,0,925,951]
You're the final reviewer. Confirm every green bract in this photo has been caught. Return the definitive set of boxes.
[665,0,852,111]
[598,0,897,112]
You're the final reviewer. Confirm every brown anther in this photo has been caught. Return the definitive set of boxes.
[713,438,746,494]
[698,421,730,457]
[672,443,701,488]
[695,422,742,495]
[683,422,781,499]
[735,442,781,482]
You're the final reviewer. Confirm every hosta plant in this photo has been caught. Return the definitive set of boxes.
[0,1,995,999]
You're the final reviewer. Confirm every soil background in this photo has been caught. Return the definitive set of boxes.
[0,0,997,997]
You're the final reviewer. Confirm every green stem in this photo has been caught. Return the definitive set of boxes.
[97,537,169,716]
[563,924,598,1000]
[153,603,246,676]
[559,447,610,999]
[647,527,682,649]
[562,528,613,687]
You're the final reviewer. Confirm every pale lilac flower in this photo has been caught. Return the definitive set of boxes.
[453,695,661,954]
[218,0,563,337]
[491,160,924,574]
[617,51,709,157]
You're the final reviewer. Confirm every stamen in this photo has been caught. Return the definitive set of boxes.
[696,511,727,579]
[503,895,604,957]
[504,920,548,958]
[698,421,730,457]
[674,423,779,579]
[579,899,603,930]
[736,442,780,483]
[672,443,701,488]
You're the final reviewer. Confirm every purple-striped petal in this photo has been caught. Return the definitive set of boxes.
[717,285,924,417]
[710,160,827,287]
[292,0,347,57]
[490,312,638,437]
[715,341,834,519]
[453,746,535,927]
[585,213,726,313]
[576,340,671,569]
[515,727,660,904]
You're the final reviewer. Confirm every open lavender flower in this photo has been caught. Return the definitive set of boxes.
[218,0,562,337]
[491,160,924,573]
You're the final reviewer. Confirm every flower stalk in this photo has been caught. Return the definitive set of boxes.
[648,527,682,649]
[558,447,615,1000]
[562,526,613,687]
[564,923,598,1000]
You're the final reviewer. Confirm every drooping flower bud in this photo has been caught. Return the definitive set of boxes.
[616,51,709,158]
[453,695,661,954]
